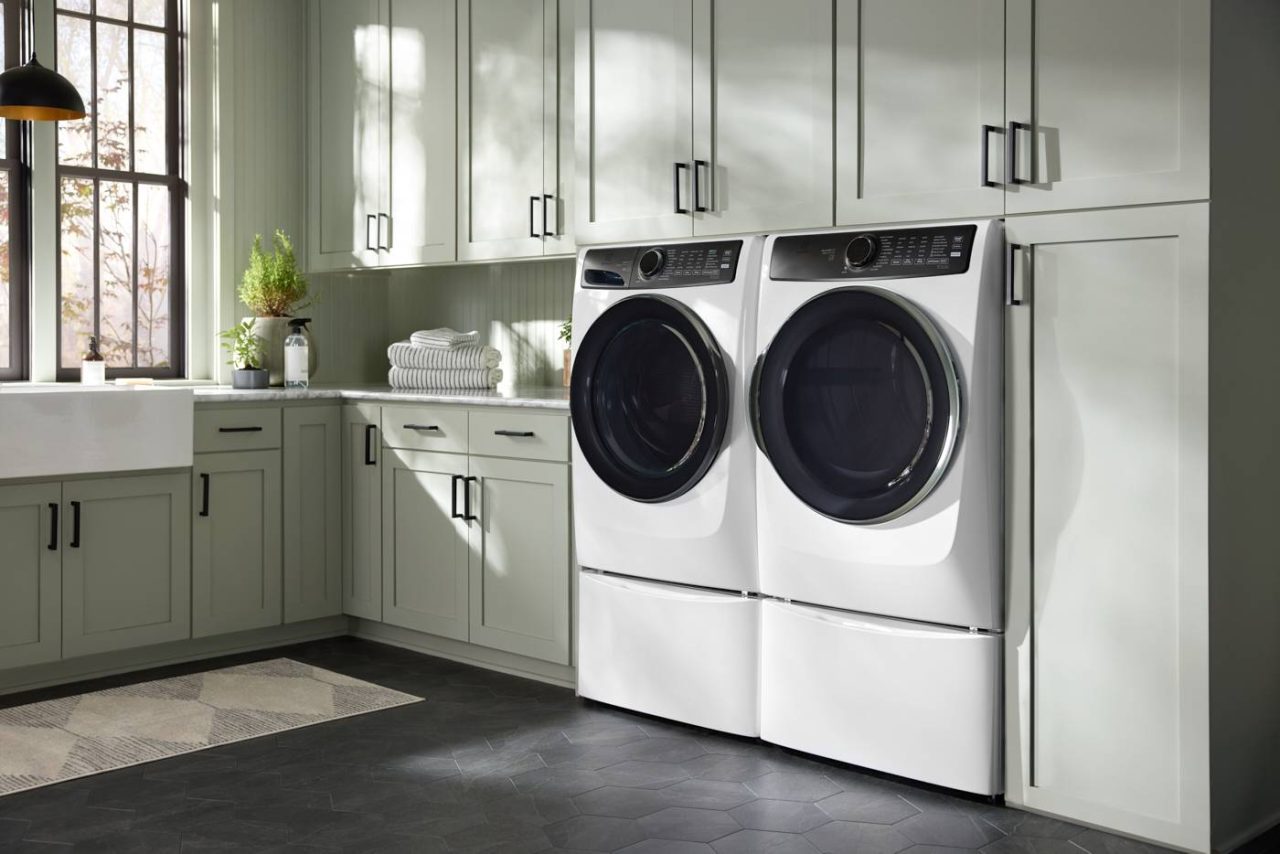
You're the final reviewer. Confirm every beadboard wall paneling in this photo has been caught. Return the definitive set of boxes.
[306,273,391,385]
[387,259,576,387]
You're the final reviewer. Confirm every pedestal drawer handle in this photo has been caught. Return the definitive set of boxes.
[218,426,263,433]
[404,424,441,432]
[494,429,535,438]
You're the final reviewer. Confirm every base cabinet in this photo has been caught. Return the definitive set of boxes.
[0,484,62,670]
[343,405,383,620]
[283,406,343,622]
[62,473,191,658]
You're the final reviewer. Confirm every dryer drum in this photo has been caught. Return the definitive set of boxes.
[752,287,961,524]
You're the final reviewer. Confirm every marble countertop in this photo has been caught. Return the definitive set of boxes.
[193,384,570,411]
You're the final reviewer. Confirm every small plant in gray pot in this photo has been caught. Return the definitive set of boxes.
[221,319,269,389]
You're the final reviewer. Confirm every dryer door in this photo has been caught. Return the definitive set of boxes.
[752,287,961,523]
[571,294,731,503]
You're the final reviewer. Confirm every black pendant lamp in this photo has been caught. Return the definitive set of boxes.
[0,52,86,121]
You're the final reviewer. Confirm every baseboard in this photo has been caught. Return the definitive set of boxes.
[0,617,351,697]
[351,619,577,689]
[1219,810,1280,854]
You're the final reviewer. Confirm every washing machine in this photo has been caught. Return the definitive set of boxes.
[751,220,1005,794]
[571,236,764,737]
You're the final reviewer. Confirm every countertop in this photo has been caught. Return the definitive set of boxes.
[192,384,571,411]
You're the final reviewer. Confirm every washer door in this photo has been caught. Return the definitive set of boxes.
[571,295,731,502]
[752,287,961,523]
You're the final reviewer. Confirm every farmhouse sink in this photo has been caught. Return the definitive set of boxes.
[0,385,194,480]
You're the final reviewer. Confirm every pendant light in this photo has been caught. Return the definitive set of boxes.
[0,52,86,121]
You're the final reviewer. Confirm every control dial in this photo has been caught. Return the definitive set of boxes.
[637,247,667,280]
[845,234,880,269]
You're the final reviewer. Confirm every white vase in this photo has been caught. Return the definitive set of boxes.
[246,316,318,386]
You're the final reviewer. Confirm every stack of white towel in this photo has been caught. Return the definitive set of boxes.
[387,328,504,390]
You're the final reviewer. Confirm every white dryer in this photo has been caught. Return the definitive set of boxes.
[751,221,1004,794]
[571,236,764,737]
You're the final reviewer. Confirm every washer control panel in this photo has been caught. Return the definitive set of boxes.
[769,225,978,282]
[582,241,742,289]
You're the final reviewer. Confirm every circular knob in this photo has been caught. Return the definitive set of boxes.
[637,248,667,280]
[845,234,880,268]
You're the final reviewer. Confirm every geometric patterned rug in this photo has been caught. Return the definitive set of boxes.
[0,658,421,796]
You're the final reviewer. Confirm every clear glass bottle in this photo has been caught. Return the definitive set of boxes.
[284,318,310,389]
[81,336,106,385]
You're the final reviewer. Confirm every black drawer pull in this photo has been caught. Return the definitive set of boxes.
[364,424,377,466]
[69,500,81,548]
[199,472,211,517]
[218,426,263,433]
[463,475,479,522]
[404,424,441,432]
[451,474,463,519]
[48,503,58,551]
[494,429,535,438]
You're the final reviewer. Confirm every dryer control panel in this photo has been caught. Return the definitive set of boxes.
[582,241,743,289]
[769,225,978,282]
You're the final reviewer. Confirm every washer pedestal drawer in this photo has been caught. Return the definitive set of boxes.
[578,572,760,737]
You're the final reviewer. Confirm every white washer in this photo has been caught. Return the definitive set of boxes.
[751,221,1004,794]
[571,236,764,737]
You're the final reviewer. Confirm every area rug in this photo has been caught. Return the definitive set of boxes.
[0,658,421,796]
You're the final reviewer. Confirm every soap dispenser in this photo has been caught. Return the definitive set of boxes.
[81,336,106,385]
[284,318,310,389]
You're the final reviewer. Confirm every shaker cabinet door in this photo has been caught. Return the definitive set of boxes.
[0,483,62,670]
[343,405,384,621]
[283,406,343,623]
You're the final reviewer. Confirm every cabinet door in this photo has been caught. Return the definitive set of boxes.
[1005,205,1209,851]
[695,0,832,235]
[836,0,1004,225]
[458,0,549,261]
[62,474,191,658]
[309,0,384,270]
[380,0,457,266]
[0,484,61,670]
[382,449,470,640]
[343,405,383,620]
[468,456,571,664]
[283,407,343,623]
[574,0,695,244]
[1004,0,1209,214]
[192,452,283,638]
[543,0,575,255]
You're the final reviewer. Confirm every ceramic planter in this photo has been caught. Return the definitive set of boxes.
[231,368,269,389]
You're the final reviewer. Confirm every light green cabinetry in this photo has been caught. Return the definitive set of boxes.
[342,404,383,620]
[192,451,283,638]
[62,473,192,658]
[0,484,62,670]
[283,406,343,622]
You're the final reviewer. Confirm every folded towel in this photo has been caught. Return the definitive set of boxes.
[389,366,504,390]
[387,341,501,370]
[410,328,480,349]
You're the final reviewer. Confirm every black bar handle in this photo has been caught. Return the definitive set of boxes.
[1006,121,1031,185]
[69,501,81,549]
[364,424,377,466]
[542,194,555,237]
[530,195,540,238]
[199,473,211,517]
[48,503,58,551]
[378,213,391,251]
[980,125,999,187]
[1007,243,1025,306]
[450,474,463,520]
[674,162,689,214]
[493,429,535,438]
[366,214,377,251]
[463,476,479,522]
[218,426,263,434]
[403,424,440,432]
[693,159,709,212]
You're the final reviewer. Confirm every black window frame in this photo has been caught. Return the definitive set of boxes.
[0,0,30,381]
[53,0,185,380]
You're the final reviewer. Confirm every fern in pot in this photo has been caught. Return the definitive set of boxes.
[239,229,317,386]
[221,320,268,389]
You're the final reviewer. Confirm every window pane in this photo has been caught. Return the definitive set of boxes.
[134,29,166,174]
[98,0,128,21]
[137,184,170,368]
[56,0,91,12]
[98,180,133,367]
[57,14,93,166]
[96,22,131,171]
[60,177,96,367]
[134,0,166,27]
[0,172,8,371]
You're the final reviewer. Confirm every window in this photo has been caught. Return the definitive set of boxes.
[55,0,183,378]
[0,0,29,381]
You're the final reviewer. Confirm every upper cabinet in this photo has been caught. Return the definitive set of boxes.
[574,0,834,244]
[458,0,574,261]
[309,0,457,271]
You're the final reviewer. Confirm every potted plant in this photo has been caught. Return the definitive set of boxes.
[239,229,317,386]
[559,318,572,387]
[220,319,269,389]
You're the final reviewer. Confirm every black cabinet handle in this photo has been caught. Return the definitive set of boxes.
[530,195,540,237]
[69,501,81,548]
[48,503,58,551]
[1006,120,1031,185]
[542,194,555,237]
[463,476,479,522]
[218,426,263,433]
[450,474,463,520]
[673,162,689,214]
[493,429,535,438]
[379,213,391,251]
[364,424,377,466]
[980,125,999,187]
[403,424,440,432]
[366,214,377,251]
[693,160,709,212]
[199,473,211,517]
[1007,243,1025,307]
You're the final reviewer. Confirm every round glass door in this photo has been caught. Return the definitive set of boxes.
[751,287,961,523]
[571,295,730,502]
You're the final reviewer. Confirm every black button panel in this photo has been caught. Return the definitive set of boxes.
[582,240,742,289]
[770,225,978,282]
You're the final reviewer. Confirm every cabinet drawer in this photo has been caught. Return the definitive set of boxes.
[468,410,568,462]
[195,408,282,453]
[381,406,468,454]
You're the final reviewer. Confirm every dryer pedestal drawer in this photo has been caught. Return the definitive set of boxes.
[578,572,760,737]
[760,600,1002,795]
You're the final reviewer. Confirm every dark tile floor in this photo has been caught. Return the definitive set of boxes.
[0,638,1273,854]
